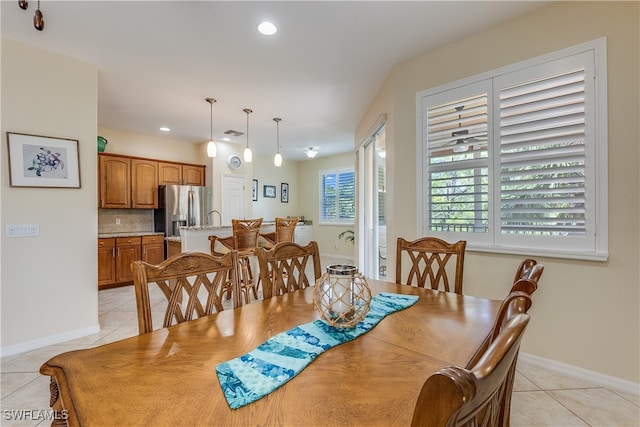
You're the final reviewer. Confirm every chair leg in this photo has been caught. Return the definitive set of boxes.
[246,262,259,300]
[238,257,253,304]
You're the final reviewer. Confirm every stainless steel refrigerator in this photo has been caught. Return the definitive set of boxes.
[154,185,213,238]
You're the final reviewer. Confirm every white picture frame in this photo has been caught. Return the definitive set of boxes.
[7,132,81,188]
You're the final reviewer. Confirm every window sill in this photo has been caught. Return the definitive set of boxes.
[466,244,609,262]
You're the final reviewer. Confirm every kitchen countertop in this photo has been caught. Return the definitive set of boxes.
[98,232,164,238]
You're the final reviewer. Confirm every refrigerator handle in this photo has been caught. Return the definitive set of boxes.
[187,190,194,227]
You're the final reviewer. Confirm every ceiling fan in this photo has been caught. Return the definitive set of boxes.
[451,106,480,153]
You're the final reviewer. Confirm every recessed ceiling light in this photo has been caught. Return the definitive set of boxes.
[222,137,231,142]
[258,21,277,36]
[160,127,170,132]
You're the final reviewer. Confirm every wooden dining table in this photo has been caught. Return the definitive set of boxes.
[40,279,500,427]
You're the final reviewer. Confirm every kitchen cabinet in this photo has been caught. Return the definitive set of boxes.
[294,225,313,246]
[100,154,206,209]
[158,162,182,185]
[158,162,206,186]
[142,235,165,265]
[131,159,158,208]
[167,240,182,258]
[98,238,116,287]
[98,235,165,289]
[115,236,142,284]
[182,164,206,186]
[99,155,130,208]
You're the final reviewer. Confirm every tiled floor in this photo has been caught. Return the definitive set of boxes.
[1,285,639,427]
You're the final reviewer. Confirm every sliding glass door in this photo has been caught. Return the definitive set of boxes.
[360,122,386,279]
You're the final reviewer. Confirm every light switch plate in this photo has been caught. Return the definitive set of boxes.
[6,224,39,237]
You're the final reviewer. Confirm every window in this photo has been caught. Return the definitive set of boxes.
[417,39,608,261]
[319,168,355,224]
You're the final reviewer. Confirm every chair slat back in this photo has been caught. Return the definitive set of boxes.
[256,241,322,299]
[232,218,263,251]
[411,312,530,427]
[395,237,466,294]
[274,217,298,244]
[132,251,238,335]
[234,228,261,252]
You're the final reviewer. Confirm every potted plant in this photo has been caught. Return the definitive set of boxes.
[338,229,354,244]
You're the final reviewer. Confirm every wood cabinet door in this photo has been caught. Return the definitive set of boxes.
[115,237,142,283]
[142,235,165,264]
[131,159,158,208]
[167,240,182,258]
[182,165,206,186]
[158,162,182,185]
[99,155,130,208]
[98,238,116,288]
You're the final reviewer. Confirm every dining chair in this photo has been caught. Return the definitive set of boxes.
[395,237,466,294]
[411,304,530,426]
[209,218,263,304]
[131,250,239,335]
[511,258,544,295]
[259,217,298,249]
[256,241,322,300]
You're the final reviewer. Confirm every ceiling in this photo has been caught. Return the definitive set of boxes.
[1,1,546,160]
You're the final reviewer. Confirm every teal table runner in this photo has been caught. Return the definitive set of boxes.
[216,292,419,409]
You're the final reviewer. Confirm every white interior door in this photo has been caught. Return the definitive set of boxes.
[221,174,246,225]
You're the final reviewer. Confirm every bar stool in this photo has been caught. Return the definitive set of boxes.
[209,218,263,304]
[259,217,298,248]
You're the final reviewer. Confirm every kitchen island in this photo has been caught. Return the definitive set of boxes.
[177,223,275,253]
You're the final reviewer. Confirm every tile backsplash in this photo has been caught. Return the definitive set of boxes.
[98,209,154,234]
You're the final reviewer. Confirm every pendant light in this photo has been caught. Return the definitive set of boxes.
[33,0,44,31]
[273,117,282,167]
[205,98,217,158]
[243,108,253,163]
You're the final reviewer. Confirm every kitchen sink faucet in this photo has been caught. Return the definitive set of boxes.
[207,210,222,226]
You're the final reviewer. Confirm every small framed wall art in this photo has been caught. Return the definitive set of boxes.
[7,132,81,188]
[263,185,276,198]
[252,179,258,201]
[281,183,289,203]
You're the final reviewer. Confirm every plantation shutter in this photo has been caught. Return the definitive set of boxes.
[337,171,356,221]
[494,50,596,253]
[320,169,355,224]
[418,41,604,258]
[425,88,490,234]
[320,172,337,221]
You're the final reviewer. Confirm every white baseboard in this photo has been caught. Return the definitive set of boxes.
[0,324,101,358]
[520,352,640,397]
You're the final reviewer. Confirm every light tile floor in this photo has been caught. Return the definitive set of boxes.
[1,286,639,427]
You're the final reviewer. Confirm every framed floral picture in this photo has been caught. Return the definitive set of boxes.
[7,132,81,188]
[281,183,289,203]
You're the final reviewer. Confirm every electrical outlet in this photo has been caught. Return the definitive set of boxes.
[115,218,121,225]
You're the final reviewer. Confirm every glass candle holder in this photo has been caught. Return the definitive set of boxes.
[313,264,372,328]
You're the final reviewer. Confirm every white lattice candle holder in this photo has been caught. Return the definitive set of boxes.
[313,264,372,328]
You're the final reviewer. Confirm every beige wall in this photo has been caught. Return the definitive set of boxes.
[298,152,357,261]
[356,2,639,383]
[97,126,207,167]
[1,39,99,351]
[252,153,300,221]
